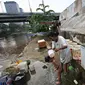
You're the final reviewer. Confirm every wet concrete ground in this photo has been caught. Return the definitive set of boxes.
[26,61,82,85]
[27,61,57,85]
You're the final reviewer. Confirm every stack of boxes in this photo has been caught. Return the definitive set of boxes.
[66,39,81,60]
[38,39,46,48]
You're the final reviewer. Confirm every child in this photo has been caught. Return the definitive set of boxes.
[48,49,61,85]
[48,32,72,84]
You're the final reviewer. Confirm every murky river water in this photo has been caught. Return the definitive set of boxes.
[0,33,31,60]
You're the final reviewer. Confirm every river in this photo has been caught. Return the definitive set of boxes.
[0,33,31,61]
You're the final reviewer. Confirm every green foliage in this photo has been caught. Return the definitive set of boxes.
[0,23,26,37]
[29,14,50,32]
[36,3,54,14]
[29,3,55,32]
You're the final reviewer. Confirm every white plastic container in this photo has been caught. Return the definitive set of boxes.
[66,39,70,42]
[38,39,45,43]
[74,80,78,84]
[48,49,55,58]
[18,62,28,72]
[72,42,77,45]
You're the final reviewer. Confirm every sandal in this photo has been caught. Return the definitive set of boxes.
[56,78,61,85]
[56,80,61,85]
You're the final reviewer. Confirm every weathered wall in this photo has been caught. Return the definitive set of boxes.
[67,2,76,18]
[60,0,83,21]
[74,0,82,13]
[80,0,85,13]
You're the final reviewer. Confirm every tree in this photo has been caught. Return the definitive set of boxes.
[36,2,54,15]
[29,13,51,32]
[29,1,56,32]
[0,24,9,37]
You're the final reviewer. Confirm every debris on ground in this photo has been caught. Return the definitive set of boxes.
[42,65,48,69]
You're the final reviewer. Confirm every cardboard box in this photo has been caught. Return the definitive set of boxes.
[38,39,46,48]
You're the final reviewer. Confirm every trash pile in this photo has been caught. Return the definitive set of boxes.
[0,60,31,85]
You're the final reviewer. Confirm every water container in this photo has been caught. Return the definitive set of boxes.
[17,62,28,72]
[48,49,55,58]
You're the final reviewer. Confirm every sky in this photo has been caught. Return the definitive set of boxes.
[1,0,75,13]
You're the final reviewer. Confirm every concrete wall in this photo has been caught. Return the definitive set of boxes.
[60,0,83,21]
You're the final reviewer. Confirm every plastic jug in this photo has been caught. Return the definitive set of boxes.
[18,62,28,72]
